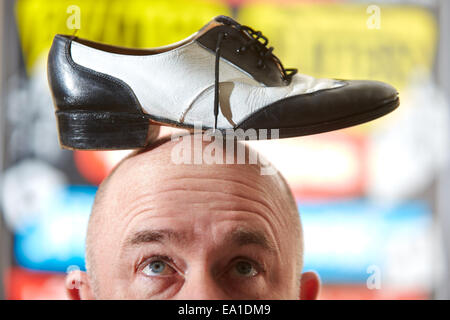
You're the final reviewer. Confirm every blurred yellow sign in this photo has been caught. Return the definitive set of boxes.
[15,0,230,71]
[238,3,437,90]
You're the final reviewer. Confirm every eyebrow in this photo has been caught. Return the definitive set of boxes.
[226,228,276,252]
[124,227,275,252]
[125,229,188,247]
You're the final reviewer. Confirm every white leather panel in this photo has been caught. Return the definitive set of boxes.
[70,40,342,129]
[182,73,341,128]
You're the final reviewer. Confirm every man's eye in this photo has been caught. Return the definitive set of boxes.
[142,260,176,276]
[231,260,259,278]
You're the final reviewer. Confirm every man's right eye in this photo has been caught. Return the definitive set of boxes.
[142,260,177,276]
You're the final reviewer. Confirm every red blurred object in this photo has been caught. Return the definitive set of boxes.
[252,131,368,200]
[319,285,429,300]
[72,127,199,185]
[291,132,368,200]
[74,150,131,185]
[5,267,67,300]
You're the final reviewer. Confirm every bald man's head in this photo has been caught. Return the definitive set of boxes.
[69,135,318,300]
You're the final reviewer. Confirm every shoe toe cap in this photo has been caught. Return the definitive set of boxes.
[237,79,399,133]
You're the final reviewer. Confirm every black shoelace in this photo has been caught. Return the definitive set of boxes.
[213,25,298,130]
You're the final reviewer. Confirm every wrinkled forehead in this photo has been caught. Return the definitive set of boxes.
[111,155,283,218]
[98,143,291,241]
[111,159,289,258]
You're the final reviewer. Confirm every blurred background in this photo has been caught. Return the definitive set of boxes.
[0,0,449,300]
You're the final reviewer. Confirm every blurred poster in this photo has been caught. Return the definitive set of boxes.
[14,186,96,272]
[300,200,436,294]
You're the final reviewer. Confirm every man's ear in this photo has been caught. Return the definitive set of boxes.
[65,270,96,300]
[299,271,321,300]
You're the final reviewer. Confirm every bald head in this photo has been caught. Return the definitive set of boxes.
[73,135,315,300]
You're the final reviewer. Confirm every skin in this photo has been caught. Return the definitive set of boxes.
[66,136,320,300]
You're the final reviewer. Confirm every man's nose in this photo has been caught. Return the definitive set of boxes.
[177,269,228,300]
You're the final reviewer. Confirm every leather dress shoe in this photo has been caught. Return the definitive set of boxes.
[47,15,399,150]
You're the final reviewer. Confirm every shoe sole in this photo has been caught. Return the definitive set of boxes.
[56,96,399,150]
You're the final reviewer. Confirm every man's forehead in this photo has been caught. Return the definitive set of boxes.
[110,170,283,231]
[94,137,293,244]
[116,184,282,240]
[107,147,276,210]
[120,215,279,254]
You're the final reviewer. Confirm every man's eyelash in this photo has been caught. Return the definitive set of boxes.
[232,256,266,273]
[137,254,176,272]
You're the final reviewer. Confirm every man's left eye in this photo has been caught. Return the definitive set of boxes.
[231,260,259,278]
[142,260,176,276]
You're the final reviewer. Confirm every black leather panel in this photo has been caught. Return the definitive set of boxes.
[47,35,143,114]
[237,80,398,129]
[196,25,286,87]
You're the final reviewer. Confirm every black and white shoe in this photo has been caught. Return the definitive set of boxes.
[48,15,399,150]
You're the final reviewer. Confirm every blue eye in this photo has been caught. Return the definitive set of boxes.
[233,260,258,277]
[142,260,176,276]
[150,261,166,273]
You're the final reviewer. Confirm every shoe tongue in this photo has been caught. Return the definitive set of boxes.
[213,15,241,27]
[211,15,258,41]
[195,15,242,39]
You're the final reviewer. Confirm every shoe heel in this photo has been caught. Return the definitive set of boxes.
[56,111,151,150]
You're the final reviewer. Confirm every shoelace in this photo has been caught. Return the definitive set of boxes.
[213,25,298,130]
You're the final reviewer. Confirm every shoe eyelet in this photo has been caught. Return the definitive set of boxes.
[257,60,265,69]
[236,46,247,54]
